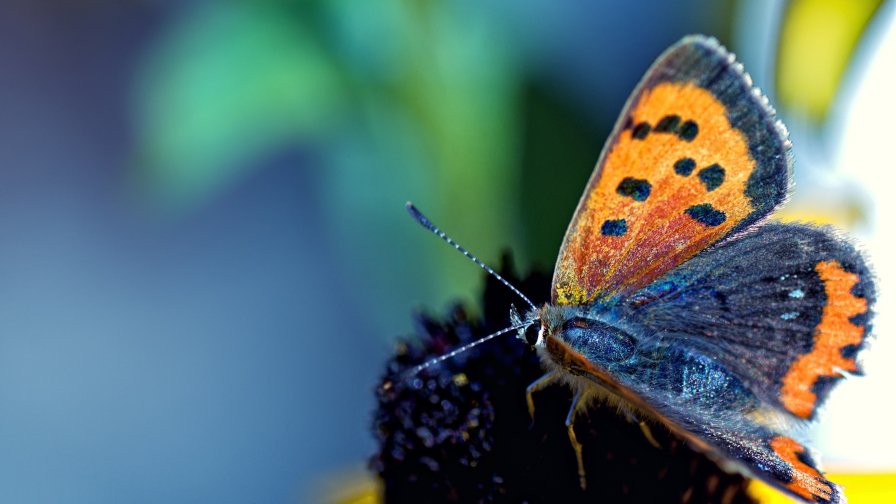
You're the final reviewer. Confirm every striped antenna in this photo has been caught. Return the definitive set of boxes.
[406,202,537,311]
[399,320,532,380]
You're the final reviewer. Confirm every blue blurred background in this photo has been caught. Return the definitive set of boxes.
[0,1,893,502]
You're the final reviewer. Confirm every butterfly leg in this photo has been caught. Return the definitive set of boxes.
[637,421,661,449]
[565,390,587,490]
[619,404,662,449]
[526,370,558,427]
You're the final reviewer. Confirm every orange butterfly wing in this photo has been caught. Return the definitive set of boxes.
[553,36,791,305]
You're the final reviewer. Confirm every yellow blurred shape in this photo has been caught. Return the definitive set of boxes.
[319,471,381,504]
[750,473,896,502]
[331,490,379,504]
[774,200,865,229]
[330,471,896,503]
[777,0,883,121]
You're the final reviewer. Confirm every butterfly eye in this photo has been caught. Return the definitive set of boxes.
[523,324,540,346]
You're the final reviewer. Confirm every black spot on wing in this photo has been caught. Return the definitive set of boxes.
[601,219,628,236]
[684,203,726,226]
[632,122,651,140]
[674,157,696,176]
[678,120,698,141]
[654,114,681,132]
[698,164,725,191]
[616,177,652,201]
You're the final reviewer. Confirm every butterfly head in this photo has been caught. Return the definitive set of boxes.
[526,304,638,371]
[511,304,580,350]
[510,305,545,348]
[511,304,591,348]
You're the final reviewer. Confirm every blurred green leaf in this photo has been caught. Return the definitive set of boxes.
[131,0,527,334]
[320,0,525,312]
[134,3,344,209]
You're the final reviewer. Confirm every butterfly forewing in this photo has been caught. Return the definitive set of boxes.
[552,36,791,305]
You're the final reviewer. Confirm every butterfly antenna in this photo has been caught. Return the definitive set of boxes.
[388,203,539,386]
[399,320,532,380]
[406,202,537,312]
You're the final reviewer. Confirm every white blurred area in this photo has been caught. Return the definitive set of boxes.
[817,4,896,470]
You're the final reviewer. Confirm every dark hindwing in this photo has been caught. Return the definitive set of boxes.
[676,412,845,503]
[619,222,875,421]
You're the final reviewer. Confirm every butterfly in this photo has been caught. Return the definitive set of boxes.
[405,35,874,504]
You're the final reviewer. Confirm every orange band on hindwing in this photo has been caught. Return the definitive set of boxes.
[780,261,868,418]
[770,436,834,501]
